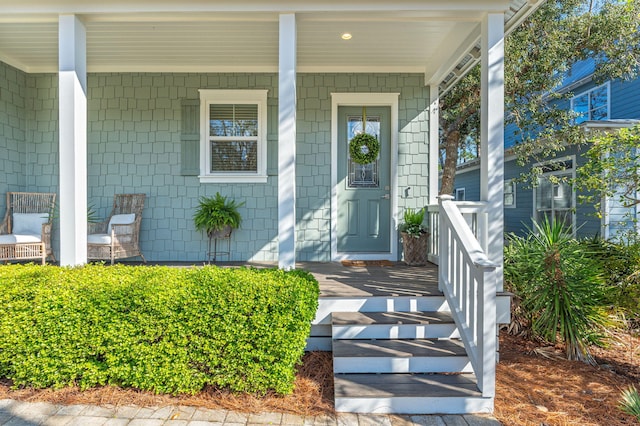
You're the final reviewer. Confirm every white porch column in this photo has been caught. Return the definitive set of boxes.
[58,15,88,266]
[278,13,297,270]
[428,84,440,205]
[480,13,505,291]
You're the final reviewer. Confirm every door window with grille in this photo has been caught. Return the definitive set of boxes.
[347,115,380,188]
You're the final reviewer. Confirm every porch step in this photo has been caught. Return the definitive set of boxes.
[332,338,472,373]
[334,373,492,414]
[331,311,458,339]
[330,305,490,414]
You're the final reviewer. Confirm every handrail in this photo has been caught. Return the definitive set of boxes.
[438,195,497,398]
[426,201,488,265]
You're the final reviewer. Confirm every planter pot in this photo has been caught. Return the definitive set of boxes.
[401,231,429,266]
[205,225,233,263]
[209,225,233,239]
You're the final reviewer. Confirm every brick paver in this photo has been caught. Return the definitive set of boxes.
[0,399,501,425]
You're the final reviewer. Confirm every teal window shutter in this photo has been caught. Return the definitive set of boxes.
[181,99,200,176]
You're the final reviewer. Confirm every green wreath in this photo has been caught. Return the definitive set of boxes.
[349,133,380,164]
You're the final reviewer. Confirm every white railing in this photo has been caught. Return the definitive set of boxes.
[437,195,498,397]
[426,204,440,264]
[426,201,488,265]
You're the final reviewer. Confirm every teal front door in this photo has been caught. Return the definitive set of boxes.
[337,106,391,253]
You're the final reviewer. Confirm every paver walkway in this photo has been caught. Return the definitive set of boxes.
[0,399,501,425]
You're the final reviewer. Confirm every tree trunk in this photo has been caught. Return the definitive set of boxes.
[439,129,461,196]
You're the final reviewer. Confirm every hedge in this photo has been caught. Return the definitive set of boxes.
[0,264,319,395]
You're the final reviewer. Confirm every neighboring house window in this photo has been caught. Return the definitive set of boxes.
[533,157,576,233]
[455,188,465,201]
[198,89,268,183]
[571,82,609,125]
[504,180,516,208]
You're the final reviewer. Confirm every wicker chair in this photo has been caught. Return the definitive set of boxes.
[87,193,146,265]
[0,192,56,265]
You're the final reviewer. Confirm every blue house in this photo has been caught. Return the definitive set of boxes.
[0,0,544,415]
[0,0,524,268]
[454,59,640,240]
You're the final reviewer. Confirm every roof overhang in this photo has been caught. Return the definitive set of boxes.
[0,0,543,91]
[581,120,640,130]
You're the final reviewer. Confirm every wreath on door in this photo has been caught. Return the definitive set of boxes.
[349,133,380,165]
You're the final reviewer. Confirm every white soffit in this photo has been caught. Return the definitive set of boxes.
[0,15,476,74]
[0,0,542,90]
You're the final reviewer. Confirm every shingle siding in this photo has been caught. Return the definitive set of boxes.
[0,65,432,262]
[0,61,27,213]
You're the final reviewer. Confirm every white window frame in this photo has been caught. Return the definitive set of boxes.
[504,179,516,208]
[198,89,268,183]
[570,82,610,124]
[455,187,466,201]
[532,155,576,235]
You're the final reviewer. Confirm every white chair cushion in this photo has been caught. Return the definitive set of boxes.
[0,234,42,244]
[107,213,135,234]
[87,234,112,245]
[12,213,48,236]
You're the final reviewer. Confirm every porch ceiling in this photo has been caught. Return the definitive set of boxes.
[0,0,541,91]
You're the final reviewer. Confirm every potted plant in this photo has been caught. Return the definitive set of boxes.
[399,207,429,266]
[193,192,244,261]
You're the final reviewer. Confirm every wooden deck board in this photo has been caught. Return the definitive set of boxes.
[298,262,441,298]
[333,338,467,358]
[334,373,481,398]
[332,311,453,325]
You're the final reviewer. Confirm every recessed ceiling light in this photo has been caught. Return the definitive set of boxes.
[341,33,352,40]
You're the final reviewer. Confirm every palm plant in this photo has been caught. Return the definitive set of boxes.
[620,386,640,421]
[504,217,610,364]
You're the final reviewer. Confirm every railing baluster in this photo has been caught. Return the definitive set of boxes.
[434,196,498,398]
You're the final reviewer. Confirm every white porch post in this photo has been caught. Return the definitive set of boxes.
[278,13,297,270]
[428,84,440,205]
[480,13,505,292]
[58,14,88,266]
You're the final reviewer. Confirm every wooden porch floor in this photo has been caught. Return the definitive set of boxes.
[119,260,441,298]
[298,262,441,298]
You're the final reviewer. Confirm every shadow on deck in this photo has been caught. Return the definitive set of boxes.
[111,260,441,298]
[299,262,440,298]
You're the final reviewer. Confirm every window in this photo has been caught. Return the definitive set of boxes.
[533,157,575,233]
[571,83,609,125]
[504,180,516,208]
[455,188,466,201]
[199,89,268,183]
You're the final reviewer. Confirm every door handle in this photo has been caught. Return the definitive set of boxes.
[381,194,390,199]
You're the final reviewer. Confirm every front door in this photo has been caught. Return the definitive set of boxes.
[337,106,391,253]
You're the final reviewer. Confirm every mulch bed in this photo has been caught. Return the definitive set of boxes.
[494,331,640,425]
[0,332,639,424]
[0,351,335,416]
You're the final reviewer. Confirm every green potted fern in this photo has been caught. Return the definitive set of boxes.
[193,193,244,261]
[399,207,429,266]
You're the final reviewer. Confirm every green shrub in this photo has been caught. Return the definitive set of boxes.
[579,236,640,326]
[504,218,611,364]
[0,264,319,395]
